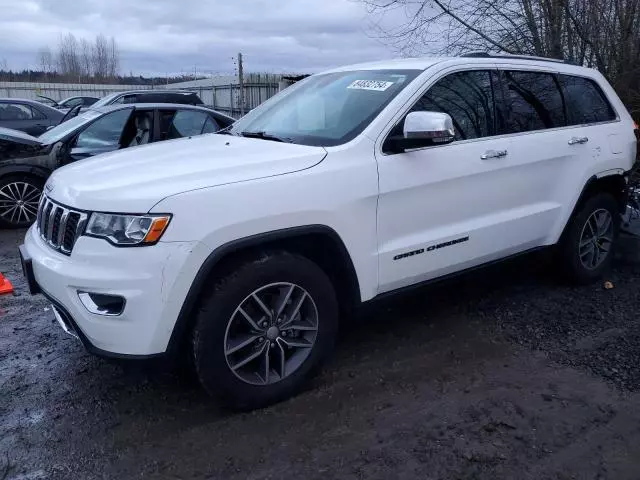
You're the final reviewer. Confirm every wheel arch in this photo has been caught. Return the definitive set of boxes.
[558,172,628,242]
[166,225,361,355]
[0,163,52,182]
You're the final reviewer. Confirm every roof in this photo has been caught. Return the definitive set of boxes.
[321,57,449,73]
[1,97,51,103]
[319,54,594,75]
[88,103,234,120]
[111,89,200,95]
[0,97,64,115]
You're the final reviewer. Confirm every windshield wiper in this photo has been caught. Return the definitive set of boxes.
[239,130,292,143]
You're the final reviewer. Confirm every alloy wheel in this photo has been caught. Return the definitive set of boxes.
[579,208,614,270]
[0,181,41,225]
[224,282,319,386]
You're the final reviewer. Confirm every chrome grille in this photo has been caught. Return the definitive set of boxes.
[36,196,88,255]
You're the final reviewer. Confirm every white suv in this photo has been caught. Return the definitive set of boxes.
[20,54,638,409]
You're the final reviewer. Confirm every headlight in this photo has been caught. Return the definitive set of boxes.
[85,213,171,246]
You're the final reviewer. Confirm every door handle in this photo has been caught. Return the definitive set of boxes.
[480,149,508,160]
[568,136,589,145]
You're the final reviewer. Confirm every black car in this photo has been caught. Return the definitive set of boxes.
[91,90,204,108]
[38,95,100,110]
[0,99,65,136]
[0,103,234,228]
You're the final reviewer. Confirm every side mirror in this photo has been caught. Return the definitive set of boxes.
[387,111,455,153]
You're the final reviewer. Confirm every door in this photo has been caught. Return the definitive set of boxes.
[0,102,48,135]
[29,105,52,135]
[67,108,132,162]
[376,68,558,293]
[492,69,577,245]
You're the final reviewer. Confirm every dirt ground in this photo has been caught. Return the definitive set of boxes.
[2,228,640,480]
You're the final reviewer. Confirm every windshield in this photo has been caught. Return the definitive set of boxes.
[91,92,122,108]
[230,69,421,146]
[37,109,103,144]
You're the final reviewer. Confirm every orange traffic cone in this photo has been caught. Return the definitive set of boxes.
[0,273,14,295]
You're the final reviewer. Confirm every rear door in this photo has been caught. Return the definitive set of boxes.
[492,67,573,245]
[377,68,543,292]
[0,102,47,135]
[29,105,52,134]
[156,109,213,141]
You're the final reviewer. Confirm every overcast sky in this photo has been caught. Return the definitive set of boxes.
[0,0,403,76]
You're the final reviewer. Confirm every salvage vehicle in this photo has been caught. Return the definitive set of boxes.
[38,95,100,110]
[20,54,638,410]
[0,104,233,227]
[0,98,65,135]
[90,90,204,108]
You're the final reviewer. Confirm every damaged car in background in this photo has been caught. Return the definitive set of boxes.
[0,103,234,228]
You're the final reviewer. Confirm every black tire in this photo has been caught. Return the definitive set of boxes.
[191,251,339,410]
[0,174,44,229]
[559,193,620,284]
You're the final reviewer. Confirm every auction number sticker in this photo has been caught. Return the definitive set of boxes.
[347,79,394,91]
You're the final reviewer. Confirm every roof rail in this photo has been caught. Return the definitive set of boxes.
[460,52,566,64]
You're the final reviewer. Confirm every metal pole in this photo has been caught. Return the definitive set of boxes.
[238,52,245,116]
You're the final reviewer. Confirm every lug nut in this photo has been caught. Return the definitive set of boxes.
[258,337,264,343]
[270,342,275,348]
[261,321,268,328]
[282,331,288,337]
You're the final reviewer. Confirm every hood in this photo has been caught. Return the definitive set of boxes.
[46,134,327,212]
[0,127,42,147]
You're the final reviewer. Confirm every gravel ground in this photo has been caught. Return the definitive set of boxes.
[2,228,640,479]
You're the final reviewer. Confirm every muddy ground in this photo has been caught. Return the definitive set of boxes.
[2,227,640,480]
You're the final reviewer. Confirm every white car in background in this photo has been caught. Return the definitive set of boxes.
[20,54,637,410]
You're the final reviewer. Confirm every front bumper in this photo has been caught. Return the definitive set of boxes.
[22,225,204,357]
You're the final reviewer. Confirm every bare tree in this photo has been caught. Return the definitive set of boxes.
[37,47,55,79]
[108,36,120,80]
[92,34,109,80]
[361,0,640,112]
[0,58,7,71]
[57,33,81,79]
[80,38,93,80]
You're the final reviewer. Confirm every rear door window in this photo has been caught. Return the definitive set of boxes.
[63,98,83,108]
[167,110,210,138]
[202,116,220,133]
[558,75,616,125]
[501,71,566,133]
[30,106,47,120]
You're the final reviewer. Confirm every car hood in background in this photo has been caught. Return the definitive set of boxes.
[0,127,43,147]
[46,134,327,212]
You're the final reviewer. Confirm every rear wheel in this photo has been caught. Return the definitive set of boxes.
[191,251,339,410]
[0,175,43,228]
[559,193,619,284]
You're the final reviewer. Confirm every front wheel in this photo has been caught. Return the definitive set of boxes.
[191,251,339,410]
[559,193,620,284]
[0,175,44,228]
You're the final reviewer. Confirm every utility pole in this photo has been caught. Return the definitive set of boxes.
[238,52,245,116]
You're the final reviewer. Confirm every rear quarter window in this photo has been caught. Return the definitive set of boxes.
[558,75,616,125]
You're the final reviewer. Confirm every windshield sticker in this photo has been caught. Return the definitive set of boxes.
[347,80,394,91]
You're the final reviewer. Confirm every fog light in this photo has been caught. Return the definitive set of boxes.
[78,292,126,316]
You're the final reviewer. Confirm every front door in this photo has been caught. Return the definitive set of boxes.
[66,108,133,163]
[375,68,562,294]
